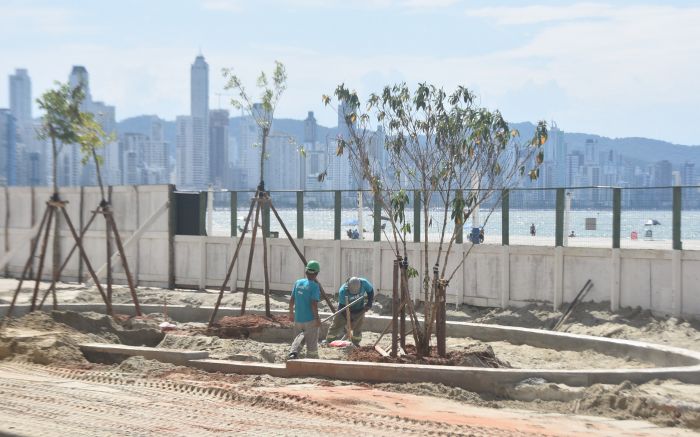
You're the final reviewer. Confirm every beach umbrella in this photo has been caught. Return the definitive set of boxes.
[343,218,359,226]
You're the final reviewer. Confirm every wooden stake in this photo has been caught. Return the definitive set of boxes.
[240,199,261,315]
[260,198,271,318]
[30,207,54,312]
[4,207,50,319]
[391,258,399,357]
[106,210,141,316]
[208,194,257,328]
[60,206,112,316]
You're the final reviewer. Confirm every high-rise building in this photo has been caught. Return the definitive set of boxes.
[176,116,195,187]
[209,109,229,187]
[0,109,17,185]
[652,160,673,187]
[69,66,92,104]
[9,68,44,186]
[565,152,582,187]
[9,69,31,124]
[584,139,597,166]
[176,54,209,189]
[543,123,567,187]
[304,111,317,144]
[681,162,696,186]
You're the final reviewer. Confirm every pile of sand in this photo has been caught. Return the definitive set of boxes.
[115,356,180,377]
[0,312,104,365]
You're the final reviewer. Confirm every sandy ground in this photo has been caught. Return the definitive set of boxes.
[2,279,700,433]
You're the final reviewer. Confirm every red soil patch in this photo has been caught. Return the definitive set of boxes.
[348,344,510,368]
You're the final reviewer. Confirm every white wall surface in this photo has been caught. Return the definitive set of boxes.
[1,185,698,318]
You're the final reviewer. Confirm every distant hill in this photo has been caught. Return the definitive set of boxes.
[117,116,699,168]
[511,122,700,166]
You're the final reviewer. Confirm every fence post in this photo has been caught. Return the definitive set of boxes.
[673,186,682,250]
[501,189,509,246]
[334,190,341,241]
[199,191,207,236]
[296,191,304,239]
[456,189,463,244]
[374,193,381,242]
[230,191,237,237]
[413,191,420,243]
[612,188,621,249]
[555,188,565,247]
[168,184,176,289]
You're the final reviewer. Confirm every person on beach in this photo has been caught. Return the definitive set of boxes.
[288,260,321,360]
[325,277,374,346]
[530,223,536,236]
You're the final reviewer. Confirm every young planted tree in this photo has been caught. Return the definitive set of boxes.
[34,83,86,309]
[208,61,335,325]
[5,83,113,317]
[222,61,287,193]
[74,114,142,314]
[326,83,547,357]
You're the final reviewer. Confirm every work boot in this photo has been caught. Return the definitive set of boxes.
[287,352,299,360]
[351,336,362,347]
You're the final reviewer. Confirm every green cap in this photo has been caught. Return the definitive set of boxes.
[305,260,320,273]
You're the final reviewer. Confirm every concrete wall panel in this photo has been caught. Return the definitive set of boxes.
[651,259,673,315]
[682,260,700,316]
[509,253,554,302]
[620,258,651,308]
[563,255,610,303]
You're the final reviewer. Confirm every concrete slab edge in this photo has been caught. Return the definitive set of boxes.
[10,303,700,369]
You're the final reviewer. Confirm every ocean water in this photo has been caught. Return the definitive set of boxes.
[209,207,700,242]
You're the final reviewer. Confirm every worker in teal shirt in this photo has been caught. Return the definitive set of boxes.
[288,260,321,359]
[325,277,374,346]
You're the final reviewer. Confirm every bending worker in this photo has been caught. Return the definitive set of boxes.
[288,260,321,360]
[325,277,374,346]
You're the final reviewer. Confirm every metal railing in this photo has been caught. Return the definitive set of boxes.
[190,186,700,250]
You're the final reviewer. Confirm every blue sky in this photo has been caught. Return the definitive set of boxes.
[1,0,699,145]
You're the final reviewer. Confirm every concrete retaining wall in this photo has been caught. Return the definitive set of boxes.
[1,185,698,318]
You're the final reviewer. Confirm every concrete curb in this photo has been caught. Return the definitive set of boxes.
[189,359,288,377]
[9,304,700,392]
[79,343,208,365]
[286,359,700,391]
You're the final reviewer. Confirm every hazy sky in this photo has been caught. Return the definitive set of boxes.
[1,0,699,145]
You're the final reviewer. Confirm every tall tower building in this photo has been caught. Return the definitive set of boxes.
[9,69,31,124]
[304,111,317,144]
[0,109,17,185]
[209,109,229,187]
[69,66,92,104]
[179,54,209,188]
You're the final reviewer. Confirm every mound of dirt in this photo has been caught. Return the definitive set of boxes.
[0,312,105,365]
[348,342,510,368]
[157,333,283,363]
[115,356,180,377]
[209,314,292,339]
[574,380,700,429]
[50,311,164,346]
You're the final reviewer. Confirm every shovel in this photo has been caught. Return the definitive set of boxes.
[291,296,365,349]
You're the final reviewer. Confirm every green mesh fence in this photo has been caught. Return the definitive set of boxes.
[507,189,556,246]
[620,187,673,250]
[680,186,700,250]
[565,187,613,248]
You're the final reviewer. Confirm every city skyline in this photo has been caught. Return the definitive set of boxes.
[1,0,699,146]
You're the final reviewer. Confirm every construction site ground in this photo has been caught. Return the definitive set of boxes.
[1,279,700,435]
